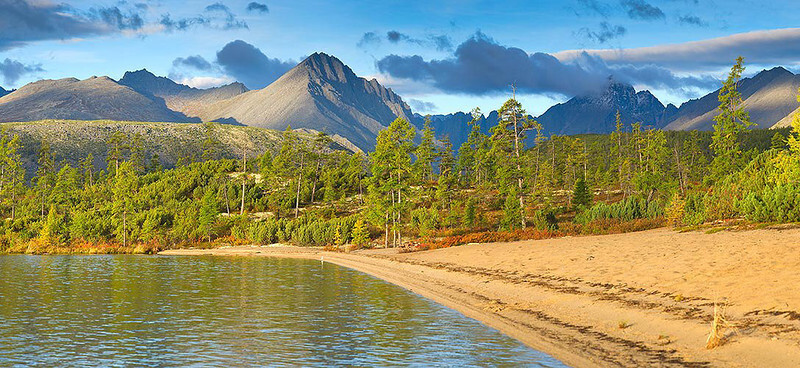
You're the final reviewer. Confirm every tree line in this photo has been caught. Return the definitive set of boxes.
[1,57,799,253]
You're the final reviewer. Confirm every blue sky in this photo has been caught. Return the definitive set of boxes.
[2,0,800,115]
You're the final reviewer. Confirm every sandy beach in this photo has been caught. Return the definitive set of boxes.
[160,228,800,367]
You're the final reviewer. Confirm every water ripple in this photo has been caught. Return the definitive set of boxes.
[0,255,566,367]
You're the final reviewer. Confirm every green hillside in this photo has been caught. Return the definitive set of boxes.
[0,120,352,176]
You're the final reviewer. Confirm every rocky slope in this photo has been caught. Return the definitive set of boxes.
[199,52,414,151]
[0,77,194,123]
[118,70,249,119]
[3,120,353,176]
[536,81,670,135]
[665,67,800,131]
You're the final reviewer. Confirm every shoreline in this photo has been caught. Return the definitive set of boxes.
[160,228,800,367]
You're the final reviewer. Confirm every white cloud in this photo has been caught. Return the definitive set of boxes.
[178,76,234,89]
[554,28,800,72]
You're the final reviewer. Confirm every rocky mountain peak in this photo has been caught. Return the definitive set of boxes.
[119,69,184,95]
[299,52,358,86]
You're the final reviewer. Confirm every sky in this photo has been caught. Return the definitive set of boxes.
[2,0,800,116]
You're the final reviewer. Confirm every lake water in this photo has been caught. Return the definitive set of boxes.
[0,255,566,367]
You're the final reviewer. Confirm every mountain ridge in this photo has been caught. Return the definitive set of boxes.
[198,52,414,151]
[119,69,249,119]
[2,57,800,152]
[0,76,195,123]
[664,67,800,131]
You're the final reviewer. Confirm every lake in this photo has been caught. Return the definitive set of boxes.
[0,255,566,367]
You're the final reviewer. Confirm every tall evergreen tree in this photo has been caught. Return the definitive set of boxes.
[491,96,536,229]
[113,162,138,247]
[369,117,415,247]
[709,56,753,182]
[414,116,437,184]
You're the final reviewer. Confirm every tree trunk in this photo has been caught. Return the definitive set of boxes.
[11,185,15,221]
[294,153,305,218]
[123,209,127,247]
[384,212,389,248]
[240,180,245,215]
[224,184,230,214]
[310,160,321,203]
[240,153,247,215]
[397,186,402,246]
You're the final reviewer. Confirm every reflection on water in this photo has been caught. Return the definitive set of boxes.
[0,255,566,367]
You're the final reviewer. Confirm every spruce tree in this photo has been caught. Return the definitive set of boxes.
[572,178,592,211]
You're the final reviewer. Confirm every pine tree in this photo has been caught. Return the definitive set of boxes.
[435,136,456,211]
[198,189,217,242]
[414,116,436,184]
[107,131,126,176]
[201,122,221,161]
[462,197,476,227]
[0,132,23,219]
[35,140,56,219]
[80,153,95,186]
[491,96,536,229]
[776,88,800,183]
[41,204,65,245]
[113,162,138,246]
[709,56,753,182]
[500,188,523,230]
[771,132,787,150]
[456,108,488,187]
[351,217,369,246]
[369,117,415,247]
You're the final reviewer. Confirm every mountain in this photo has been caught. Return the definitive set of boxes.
[774,107,799,128]
[412,111,496,150]
[199,52,414,151]
[536,81,669,135]
[0,86,9,98]
[665,67,800,131]
[119,70,248,119]
[0,76,195,123]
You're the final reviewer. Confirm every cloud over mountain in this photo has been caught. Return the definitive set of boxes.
[0,58,43,85]
[215,40,296,89]
[376,32,715,97]
[173,56,214,71]
[555,28,800,72]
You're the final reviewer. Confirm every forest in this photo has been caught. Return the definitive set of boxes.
[1,57,799,254]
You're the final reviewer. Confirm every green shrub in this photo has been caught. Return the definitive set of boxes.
[532,208,558,230]
[576,196,663,224]
[738,183,800,223]
[682,192,707,226]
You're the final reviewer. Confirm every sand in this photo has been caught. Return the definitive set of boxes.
[160,227,800,367]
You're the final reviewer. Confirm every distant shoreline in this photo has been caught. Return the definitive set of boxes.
[160,227,800,367]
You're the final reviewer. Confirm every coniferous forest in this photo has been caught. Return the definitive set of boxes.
[1,58,799,254]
